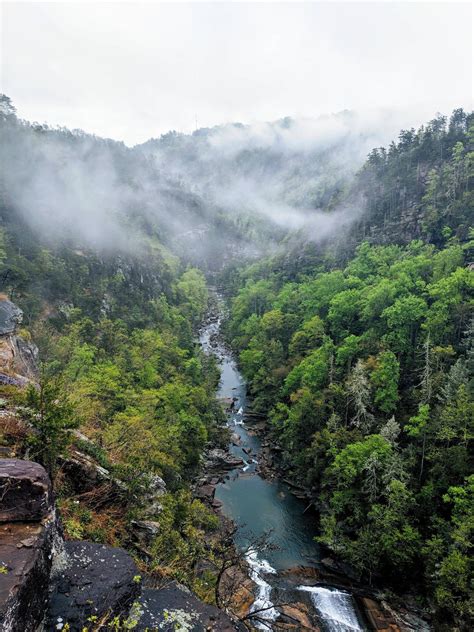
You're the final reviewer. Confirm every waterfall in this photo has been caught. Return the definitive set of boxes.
[246,551,278,630]
[298,586,364,631]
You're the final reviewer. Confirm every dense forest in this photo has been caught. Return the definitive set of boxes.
[0,96,472,629]
[0,96,234,600]
[225,111,473,626]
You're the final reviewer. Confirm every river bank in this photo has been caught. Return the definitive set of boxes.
[196,297,430,632]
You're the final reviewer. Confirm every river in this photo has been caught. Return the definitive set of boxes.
[200,310,368,632]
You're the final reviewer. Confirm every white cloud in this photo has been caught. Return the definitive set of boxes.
[1,1,472,144]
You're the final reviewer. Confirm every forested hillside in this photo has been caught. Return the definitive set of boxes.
[226,111,473,627]
[0,96,472,628]
[0,211,227,596]
[0,96,234,598]
[0,94,265,271]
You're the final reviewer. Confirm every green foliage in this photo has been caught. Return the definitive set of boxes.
[227,237,473,625]
[21,376,78,475]
[370,351,400,413]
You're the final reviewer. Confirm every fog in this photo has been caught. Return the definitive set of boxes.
[0,100,461,265]
[2,1,470,263]
[140,108,421,237]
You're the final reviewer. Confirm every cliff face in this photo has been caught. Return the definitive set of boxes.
[0,459,242,632]
[0,299,38,387]
[0,459,57,631]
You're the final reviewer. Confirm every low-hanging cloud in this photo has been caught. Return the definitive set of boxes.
[142,108,419,239]
[0,100,439,265]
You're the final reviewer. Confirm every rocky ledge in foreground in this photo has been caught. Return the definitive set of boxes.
[0,458,241,631]
[0,460,58,632]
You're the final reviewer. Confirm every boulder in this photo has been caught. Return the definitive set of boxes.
[206,449,244,471]
[195,484,216,502]
[47,541,140,631]
[0,459,52,522]
[135,584,242,631]
[130,520,160,547]
[59,450,113,494]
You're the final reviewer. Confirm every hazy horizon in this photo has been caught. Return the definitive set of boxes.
[1,2,472,145]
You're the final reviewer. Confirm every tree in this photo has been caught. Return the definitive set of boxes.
[382,295,428,355]
[370,351,400,413]
[22,374,77,477]
[347,360,374,431]
[405,403,430,480]
[0,94,16,120]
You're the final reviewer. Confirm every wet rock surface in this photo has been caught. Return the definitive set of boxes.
[0,517,56,632]
[277,602,319,631]
[0,459,56,632]
[135,584,243,631]
[0,459,52,522]
[47,541,140,631]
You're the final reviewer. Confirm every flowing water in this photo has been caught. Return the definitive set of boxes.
[200,312,367,631]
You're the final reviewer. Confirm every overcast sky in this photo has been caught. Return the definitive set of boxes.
[1,1,472,145]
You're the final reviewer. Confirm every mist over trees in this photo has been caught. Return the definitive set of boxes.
[1,94,434,270]
[0,95,473,629]
[225,110,473,627]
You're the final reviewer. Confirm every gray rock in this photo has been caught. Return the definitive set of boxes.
[0,301,22,336]
[135,584,242,631]
[138,473,167,518]
[206,449,244,470]
[130,520,160,546]
[11,337,38,381]
[0,374,26,388]
[0,516,57,632]
[47,541,140,631]
[195,484,216,502]
[0,333,38,386]
[0,460,52,523]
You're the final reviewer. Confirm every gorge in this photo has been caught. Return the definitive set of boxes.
[0,98,472,631]
[199,300,405,632]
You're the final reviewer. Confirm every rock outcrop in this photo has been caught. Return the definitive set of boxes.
[59,449,125,498]
[204,448,244,471]
[47,541,140,631]
[0,301,22,336]
[0,459,52,522]
[135,584,241,631]
[0,298,38,386]
[0,460,57,632]
[0,459,243,631]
